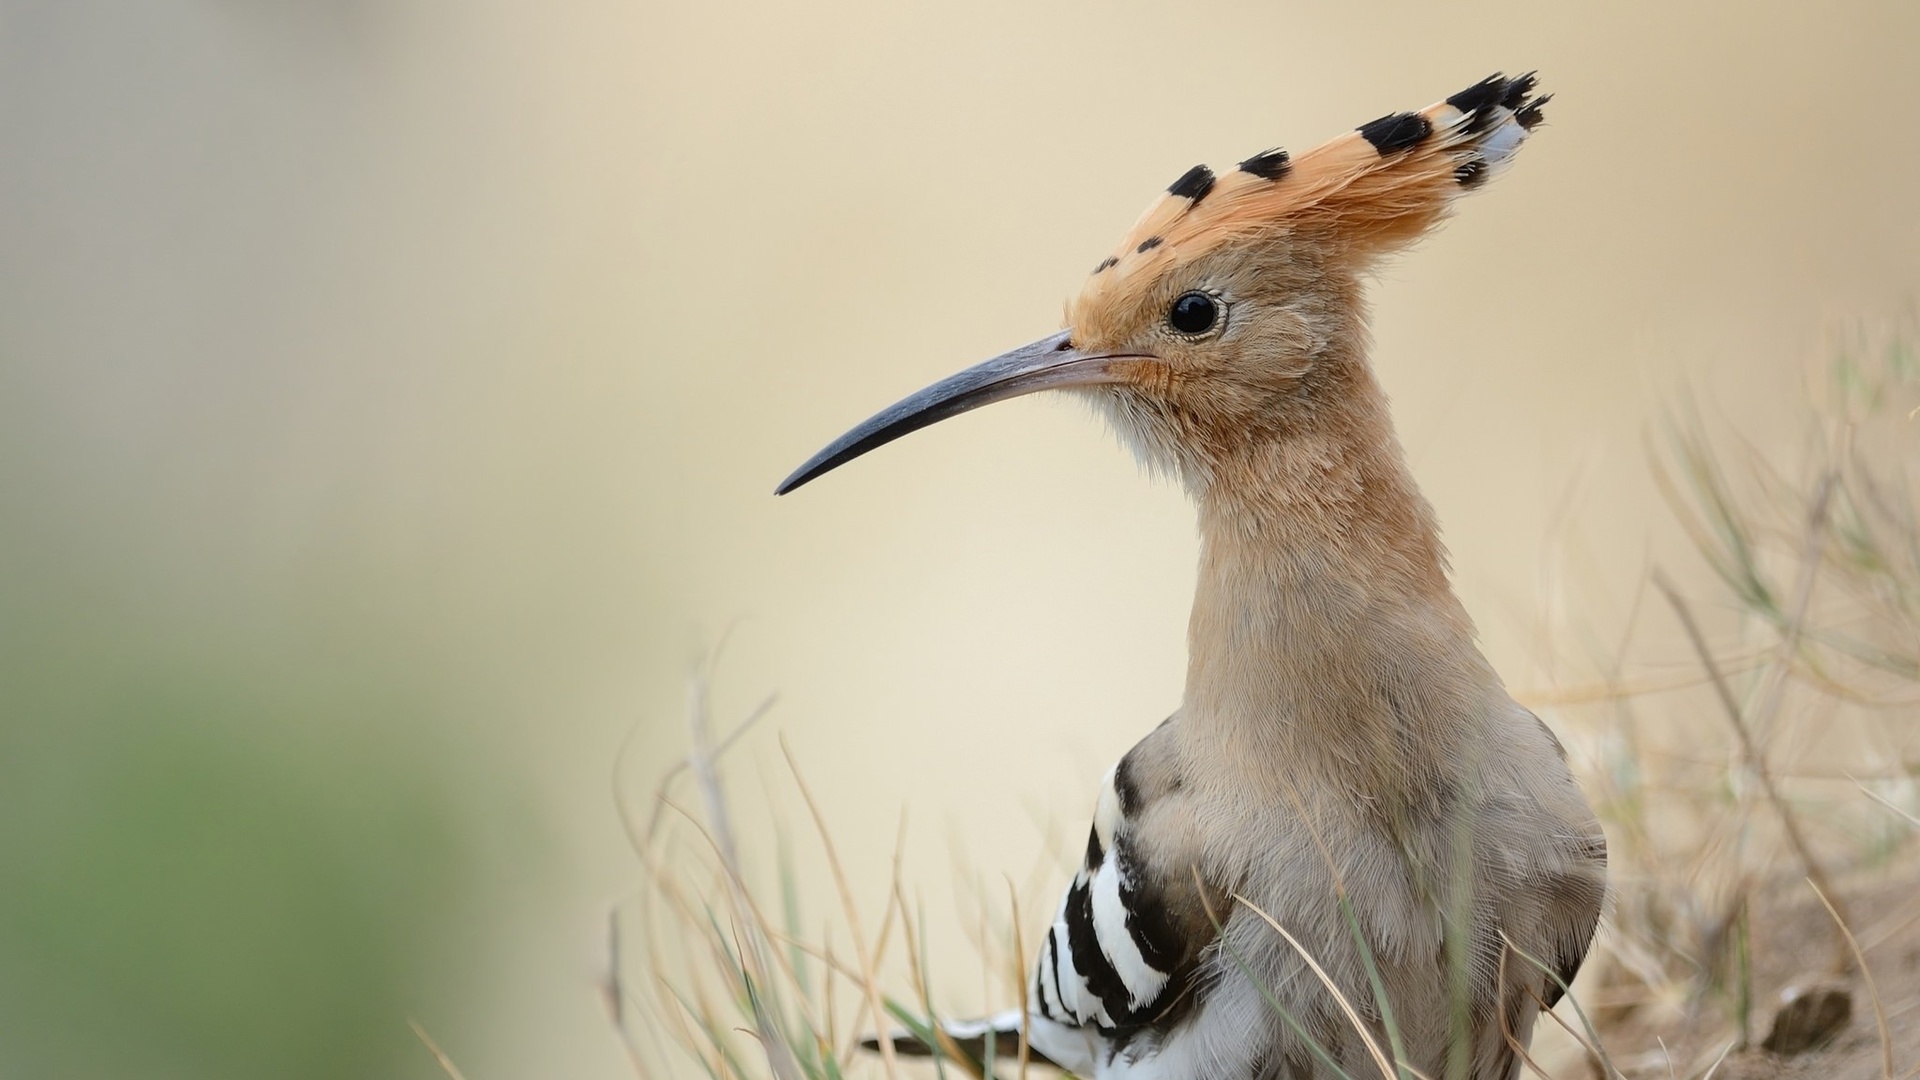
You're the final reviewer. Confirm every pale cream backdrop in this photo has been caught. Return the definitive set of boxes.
[3,1,1918,1077]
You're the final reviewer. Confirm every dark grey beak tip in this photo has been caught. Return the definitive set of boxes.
[771,329,1121,498]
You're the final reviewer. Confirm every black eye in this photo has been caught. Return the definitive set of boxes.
[1168,292,1218,335]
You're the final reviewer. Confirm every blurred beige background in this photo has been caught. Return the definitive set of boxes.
[3,1,1918,1076]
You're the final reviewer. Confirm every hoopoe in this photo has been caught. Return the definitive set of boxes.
[777,73,1606,1079]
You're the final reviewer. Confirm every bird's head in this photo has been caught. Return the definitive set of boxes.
[776,74,1547,497]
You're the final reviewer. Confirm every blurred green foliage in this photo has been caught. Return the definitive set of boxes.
[0,630,538,1078]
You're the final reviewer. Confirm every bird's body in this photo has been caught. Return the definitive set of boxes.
[779,73,1605,1079]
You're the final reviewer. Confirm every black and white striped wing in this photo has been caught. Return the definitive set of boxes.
[1027,756,1217,1072]
[864,744,1219,1076]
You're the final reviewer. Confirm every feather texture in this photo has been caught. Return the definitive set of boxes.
[1073,73,1548,333]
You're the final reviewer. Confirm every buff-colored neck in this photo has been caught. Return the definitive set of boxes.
[1179,350,1498,787]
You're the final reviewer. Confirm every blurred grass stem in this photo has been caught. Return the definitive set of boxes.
[1808,878,1893,1080]
[689,678,804,1080]
[1651,568,1854,971]
[782,735,902,1078]
[407,1018,472,1080]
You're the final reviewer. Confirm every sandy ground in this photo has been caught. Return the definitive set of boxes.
[1588,867,1920,1080]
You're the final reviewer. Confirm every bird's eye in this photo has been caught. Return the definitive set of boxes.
[1167,292,1219,335]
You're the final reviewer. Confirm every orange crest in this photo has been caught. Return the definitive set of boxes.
[1069,73,1547,329]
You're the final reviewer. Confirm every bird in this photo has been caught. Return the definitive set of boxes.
[775,72,1606,1080]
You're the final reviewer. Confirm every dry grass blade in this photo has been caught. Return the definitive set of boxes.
[1503,931,1625,1080]
[1496,949,1553,1080]
[1251,757,1411,1079]
[603,909,661,1079]
[1806,877,1894,1080]
[684,680,803,1080]
[781,734,900,1078]
[1652,569,1854,965]
[1231,893,1399,1080]
[648,803,841,1055]
[408,1018,472,1080]
[1745,471,1839,739]
[1194,874,1357,1080]
[895,878,979,1080]
[1698,1038,1736,1080]
[1854,776,1920,829]
[621,677,810,1080]
[618,692,780,857]
[1005,876,1031,1080]
[1861,897,1920,954]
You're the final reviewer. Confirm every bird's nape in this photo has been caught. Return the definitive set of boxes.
[774,329,1151,494]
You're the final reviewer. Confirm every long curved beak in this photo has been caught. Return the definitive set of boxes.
[775,329,1137,495]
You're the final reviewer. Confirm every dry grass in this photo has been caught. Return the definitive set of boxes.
[608,657,1033,1080]
[614,324,1920,1079]
[1557,322,1920,1076]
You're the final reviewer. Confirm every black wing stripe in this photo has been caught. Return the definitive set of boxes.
[1115,846,1185,974]
[1065,875,1136,1025]
[1033,949,1057,1020]
[1043,927,1068,1020]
